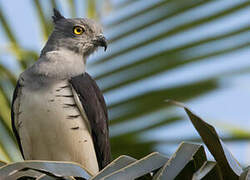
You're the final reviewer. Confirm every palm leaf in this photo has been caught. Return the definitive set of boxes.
[67,0,77,17]
[87,0,98,19]
[33,0,51,40]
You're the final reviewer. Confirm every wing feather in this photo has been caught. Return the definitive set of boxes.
[11,80,24,158]
[69,73,111,169]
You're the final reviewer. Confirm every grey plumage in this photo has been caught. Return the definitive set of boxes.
[11,9,110,175]
[52,8,65,23]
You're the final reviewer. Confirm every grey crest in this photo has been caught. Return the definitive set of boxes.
[52,8,65,23]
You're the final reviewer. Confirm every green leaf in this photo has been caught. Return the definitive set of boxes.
[240,167,250,180]
[0,116,21,162]
[0,144,10,163]
[0,160,91,179]
[0,64,17,86]
[105,0,209,42]
[95,26,250,86]
[91,155,137,180]
[171,101,243,179]
[108,79,218,124]
[100,152,168,179]
[91,1,248,66]
[153,142,207,180]
[192,161,223,180]
[67,0,76,17]
[87,0,97,19]
[0,5,26,68]
[33,0,51,39]
[0,89,11,130]
[0,160,7,168]
[50,0,58,10]
[111,137,157,159]
[111,116,182,138]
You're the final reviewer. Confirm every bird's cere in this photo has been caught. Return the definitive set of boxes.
[93,34,108,51]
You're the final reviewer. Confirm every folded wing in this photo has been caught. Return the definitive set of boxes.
[69,73,111,169]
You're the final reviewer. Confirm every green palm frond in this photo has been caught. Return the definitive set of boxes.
[0,103,249,179]
[33,0,51,40]
[68,0,77,17]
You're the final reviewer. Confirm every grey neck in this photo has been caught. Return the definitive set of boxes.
[41,34,60,56]
[41,32,82,57]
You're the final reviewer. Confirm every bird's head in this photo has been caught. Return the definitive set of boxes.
[41,9,107,58]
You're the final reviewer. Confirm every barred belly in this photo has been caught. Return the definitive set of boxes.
[15,79,99,175]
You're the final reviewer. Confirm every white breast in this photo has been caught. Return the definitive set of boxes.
[15,80,99,175]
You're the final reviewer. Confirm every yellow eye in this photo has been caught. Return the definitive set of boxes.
[73,26,84,35]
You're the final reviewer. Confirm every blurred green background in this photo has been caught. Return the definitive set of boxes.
[0,0,249,165]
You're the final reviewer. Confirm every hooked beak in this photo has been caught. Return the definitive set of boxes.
[93,34,108,51]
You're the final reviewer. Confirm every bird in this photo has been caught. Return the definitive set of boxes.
[11,9,111,175]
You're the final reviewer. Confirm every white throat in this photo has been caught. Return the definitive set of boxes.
[35,48,86,79]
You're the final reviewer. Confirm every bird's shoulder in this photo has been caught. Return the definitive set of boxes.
[69,73,108,119]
